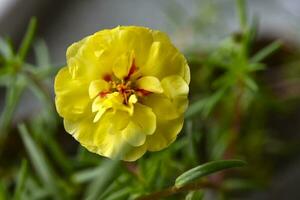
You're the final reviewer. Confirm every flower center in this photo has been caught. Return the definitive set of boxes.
[89,52,163,122]
[112,80,135,105]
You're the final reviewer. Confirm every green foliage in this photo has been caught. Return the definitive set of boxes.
[0,0,300,199]
[12,159,28,200]
[175,160,246,187]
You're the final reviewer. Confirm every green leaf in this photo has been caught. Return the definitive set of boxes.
[33,64,63,79]
[41,135,72,174]
[0,75,26,142]
[251,40,282,63]
[235,0,247,31]
[175,160,246,187]
[85,160,120,200]
[185,98,207,119]
[96,175,130,200]
[185,88,226,119]
[104,187,130,200]
[72,166,105,183]
[85,144,131,200]
[26,73,56,126]
[17,17,37,62]
[34,39,50,68]
[26,177,51,200]
[185,191,204,200]
[13,159,28,200]
[18,124,62,199]
[0,37,13,59]
[244,76,258,91]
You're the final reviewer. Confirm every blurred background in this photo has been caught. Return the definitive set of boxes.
[0,0,300,199]
[1,0,300,62]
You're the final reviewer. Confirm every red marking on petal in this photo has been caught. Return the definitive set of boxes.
[99,91,109,98]
[125,59,137,81]
[136,89,151,97]
[103,74,112,82]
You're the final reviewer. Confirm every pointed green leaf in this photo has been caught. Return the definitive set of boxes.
[18,124,62,199]
[244,76,258,91]
[13,159,28,200]
[251,40,282,63]
[0,37,13,59]
[185,191,204,200]
[17,17,37,62]
[72,166,104,183]
[34,39,50,68]
[175,160,246,187]
[85,160,120,200]
[0,75,26,142]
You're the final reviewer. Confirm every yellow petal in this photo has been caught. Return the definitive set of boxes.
[55,67,90,121]
[112,52,133,80]
[121,103,156,146]
[123,144,147,161]
[131,103,156,135]
[161,75,189,99]
[117,26,153,68]
[64,114,97,147]
[92,98,103,113]
[141,40,190,84]
[122,121,146,146]
[109,111,130,131]
[93,113,130,158]
[89,79,110,99]
[147,117,184,151]
[135,76,163,93]
[93,107,107,123]
[142,76,188,121]
[66,33,114,81]
[66,38,88,63]
[143,94,188,121]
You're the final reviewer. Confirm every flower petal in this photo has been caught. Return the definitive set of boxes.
[116,26,153,68]
[141,40,189,83]
[132,103,156,135]
[143,94,188,121]
[93,107,107,123]
[142,75,189,121]
[64,114,97,147]
[55,67,90,121]
[89,79,110,99]
[66,35,113,80]
[123,144,147,161]
[121,103,156,146]
[122,121,146,147]
[146,117,184,151]
[112,52,133,80]
[161,75,189,99]
[135,76,163,93]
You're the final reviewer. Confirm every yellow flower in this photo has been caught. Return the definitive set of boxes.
[54,26,190,161]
